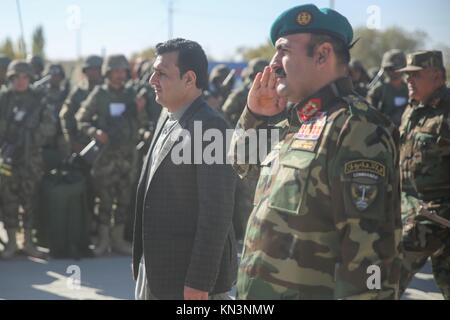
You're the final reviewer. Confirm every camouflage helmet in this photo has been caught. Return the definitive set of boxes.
[6,60,33,79]
[381,49,406,70]
[82,55,103,72]
[209,64,230,83]
[45,63,66,78]
[242,58,269,80]
[0,54,11,69]
[102,54,130,76]
[28,55,45,71]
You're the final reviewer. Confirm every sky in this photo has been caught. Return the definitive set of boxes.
[1,0,449,61]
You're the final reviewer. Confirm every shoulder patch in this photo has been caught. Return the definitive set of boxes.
[344,160,386,178]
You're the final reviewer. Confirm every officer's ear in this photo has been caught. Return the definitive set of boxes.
[315,43,332,67]
[183,70,197,88]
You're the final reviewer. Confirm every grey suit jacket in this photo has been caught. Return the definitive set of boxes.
[132,96,238,300]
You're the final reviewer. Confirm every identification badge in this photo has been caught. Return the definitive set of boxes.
[109,103,126,117]
[394,96,407,107]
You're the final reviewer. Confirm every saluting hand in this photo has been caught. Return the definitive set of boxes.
[247,66,287,116]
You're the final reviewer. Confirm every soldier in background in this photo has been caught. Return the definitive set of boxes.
[349,59,370,98]
[76,54,147,256]
[222,58,269,128]
[0,61,56,259]
[204,64,235,110]
[38,64,71,169]
[397,51,450,300]
[0,55,11,90]
[368,49,409,126]
[28,55,45,83]
[60,55,103,154]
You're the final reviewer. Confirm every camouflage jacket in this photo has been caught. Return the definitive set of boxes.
[368,81,409,127]
[400,86,450,204]
[60,83,99,148]
[230,77,402,300]
[75,83,147,151]
[0,88,56,166]
[222,82,250,127]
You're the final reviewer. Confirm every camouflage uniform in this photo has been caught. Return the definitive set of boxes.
[231,77,402,299]
[368,50,409,127]
[0,61,56,259]
[397,51,450,299]
[60,55,104,153]
[76,55,146,231]
[39,64,71,167]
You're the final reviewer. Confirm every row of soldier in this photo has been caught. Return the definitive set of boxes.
[0,54,163,259]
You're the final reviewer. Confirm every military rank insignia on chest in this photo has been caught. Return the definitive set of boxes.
[295,111,327,141]
[291,111,327,152]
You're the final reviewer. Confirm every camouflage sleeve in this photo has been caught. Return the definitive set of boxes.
[222,89,247,125]
[75,89,100,139]
[34,103,57,147]
[59,89,81,145]
[228,106,279,180]
[329,114,402,300]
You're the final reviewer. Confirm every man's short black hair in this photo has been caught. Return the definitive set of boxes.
[307,33,351,66]
[155,38,209,90]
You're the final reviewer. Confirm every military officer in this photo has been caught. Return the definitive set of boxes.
[397,51,450,300]
[230,4,402,300]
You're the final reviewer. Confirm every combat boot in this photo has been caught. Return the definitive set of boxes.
[93,224,110,256]
[1,228,18,259]
[23,228,46,259]
[111,224,132,255]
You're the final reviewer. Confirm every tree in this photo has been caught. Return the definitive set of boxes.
[131,47,156,61]
[0,38,16,59]
[237,39,275,62]
[32,25,45,57]
[351,26,428,69]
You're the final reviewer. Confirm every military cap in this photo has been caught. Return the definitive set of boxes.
[82,55,103,72]
[397,50,444,72]
[102,54,130,76]
[381,49,406,70]
[0,55,11,69]
[6,60,33,79]
[270,4,353,46]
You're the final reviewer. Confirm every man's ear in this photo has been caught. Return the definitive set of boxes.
[315,43,332,67]
[184,70,197,88]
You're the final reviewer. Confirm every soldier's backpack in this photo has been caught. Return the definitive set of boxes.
[37,167,92,259]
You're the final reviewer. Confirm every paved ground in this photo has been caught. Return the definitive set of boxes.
[0,224,444,300]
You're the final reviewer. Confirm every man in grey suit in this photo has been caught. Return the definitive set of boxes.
[132,38,238,300]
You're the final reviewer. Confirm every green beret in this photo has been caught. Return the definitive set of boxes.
[270,4,353,47]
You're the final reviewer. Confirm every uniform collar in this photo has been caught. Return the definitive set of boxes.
[411,85,448,110]
[289,77,354,126]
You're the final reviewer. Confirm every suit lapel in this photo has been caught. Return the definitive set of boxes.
[143,97,205,193]
[137,108,168,189]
